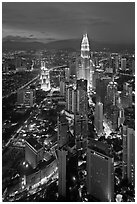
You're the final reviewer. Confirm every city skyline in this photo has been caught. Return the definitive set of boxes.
[3,2,135,44]
[2,2,135,202]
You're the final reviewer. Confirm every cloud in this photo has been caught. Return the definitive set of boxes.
[2,35,38,42]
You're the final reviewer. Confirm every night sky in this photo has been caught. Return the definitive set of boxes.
[2,2,135,44]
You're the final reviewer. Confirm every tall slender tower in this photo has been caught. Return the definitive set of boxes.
[40,61,51,92]
[80,34,90,89]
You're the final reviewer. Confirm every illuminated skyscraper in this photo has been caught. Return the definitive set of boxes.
[77,34,94,90]
[86,139,114,202]
[94,102,103,135]
[40,61,51,92]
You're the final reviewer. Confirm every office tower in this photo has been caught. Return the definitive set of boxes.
[92,69,104,89]
[76,79,88,116]
[40,61,51,92]
[60,79,65,96]
[76,56,82,79]
[66,152,78,201]
[122,125,135,185]
[115,55,119,74]
[107,80,118,106]
[121,58,127,70]
[75,114,88,151]
[94,102,103,135]
[17,89,24,105]
[58,149,67,197]
[118,108,125,127]
[23,89,34,107]
[111,105,119,130]
[86,139,114,202]
[71,87,77,114]
[65,67,70,82]
[96,77,111,105]
[109,57,115,71]
[57,113,69,148]
[66,85,73,112]
[131,59,135,75]
[122,82,133,108]
[17,88,34,107]
[69,57,77,76]
[25,137,43,169]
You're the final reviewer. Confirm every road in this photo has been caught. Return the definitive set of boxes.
[3,74,39,99]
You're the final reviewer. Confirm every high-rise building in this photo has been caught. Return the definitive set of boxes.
[65,67,70,82]
[57,113,69,148]
[58,149,67,197]
[115,55,119,74]
[107,80,118,106]
[23,89,34,107]
[25,137,43,169]
[122,125,135,185]
[110,105,119,130]
[96,77,111,105]
[121,58,127,70]
[74,114,88,151]
[80,34,90,80]
[131,59,135,75]
[65,85,73,113]
[60,79,65,96]
[17,88,35,107]
[76,79,88,116]
[118,108,125,127]
[86,139,114,202]
[40,61,51,92]
[94,102,103,135]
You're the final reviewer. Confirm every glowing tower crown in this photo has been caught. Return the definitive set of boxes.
[81,34,90,58]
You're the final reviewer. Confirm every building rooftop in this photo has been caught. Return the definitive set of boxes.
[88,138,113,158]
[26,137,43,152]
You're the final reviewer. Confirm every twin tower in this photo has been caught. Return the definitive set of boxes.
[40,34,93,92]
[77,34,94,91]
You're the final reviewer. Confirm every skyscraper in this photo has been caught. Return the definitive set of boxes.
[76,79,88,116]
[74,114,88,151]
[107,80,118,106]
[58,149,67,197]
[86,139,114,202]
[94,102,103,135]
[122,125,135,185]
[121,58,127,70]
[40,61,51,92]
[17,88,35,107]
[57,113,69,148]
[96,77,111,105]
[65,67,70,82]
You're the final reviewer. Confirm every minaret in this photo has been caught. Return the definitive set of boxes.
[40,61,51,92]
[80,34,90,90]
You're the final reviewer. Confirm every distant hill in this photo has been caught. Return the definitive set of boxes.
[2,38,134,53]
